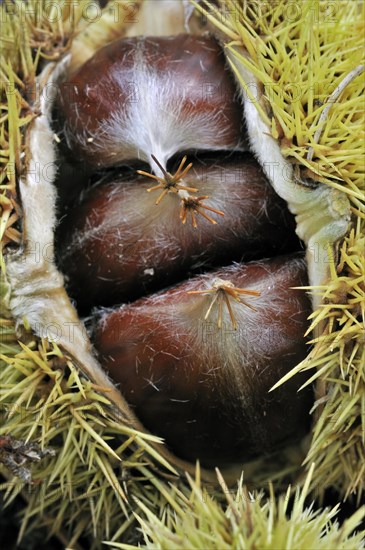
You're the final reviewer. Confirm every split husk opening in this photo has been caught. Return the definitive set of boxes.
[0,0,364,547]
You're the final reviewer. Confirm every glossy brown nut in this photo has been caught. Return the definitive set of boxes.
[57,154,300,312]
[93,254,313,468]
[56,34,245,171]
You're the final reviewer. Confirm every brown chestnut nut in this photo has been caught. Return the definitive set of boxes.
[56,34,245,173]
[93,254,313,468]
[57,154,299,312]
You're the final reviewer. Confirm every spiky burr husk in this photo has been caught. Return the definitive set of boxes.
[0,0,364,548]
[195,0,365,502]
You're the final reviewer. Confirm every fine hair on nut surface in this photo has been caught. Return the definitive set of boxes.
[96,71,235,170]
[97,255,308,405]
[60,159,275,269]
[64,37,244,171]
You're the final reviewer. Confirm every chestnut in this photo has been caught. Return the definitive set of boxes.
[56,154,299,312]
[93,254,313,468]
[56,34,246,172]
